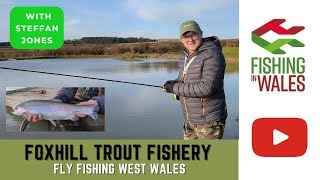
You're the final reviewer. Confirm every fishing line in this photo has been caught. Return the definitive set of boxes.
[0,66,162,88]
[20,118,52,132]
[19,119,29,132]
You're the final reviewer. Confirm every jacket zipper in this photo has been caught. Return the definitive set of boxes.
[183,74,190,122]
[201,97,205,118]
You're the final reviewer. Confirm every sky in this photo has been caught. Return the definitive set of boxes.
[0,0,238,42]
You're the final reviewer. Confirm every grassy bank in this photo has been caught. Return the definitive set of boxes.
[0,40,239,62]
[223,47,239,62]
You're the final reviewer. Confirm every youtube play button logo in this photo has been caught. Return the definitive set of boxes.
[252,118,307,157]
[273,129,289,145]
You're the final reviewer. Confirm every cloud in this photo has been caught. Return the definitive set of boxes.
[0,1,15,42]
[0,18,9,42]
[116,30,151,38]
[64,28,82,40]
[0,1,16,6]
[65,19,80,26]
[81,9,122,18]
[64,19,81,40]
[124,0,235,23]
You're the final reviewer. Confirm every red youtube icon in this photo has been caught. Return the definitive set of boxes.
[252,118,307,157]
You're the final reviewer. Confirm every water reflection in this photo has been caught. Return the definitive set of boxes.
[1,58,238,139]
[82,61,179,74]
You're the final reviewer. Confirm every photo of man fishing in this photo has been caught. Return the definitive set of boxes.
[162,20,227,140]
[6,87,105,132]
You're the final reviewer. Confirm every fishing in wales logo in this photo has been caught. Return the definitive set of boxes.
[250,19,306,92]
[252,19,305,54]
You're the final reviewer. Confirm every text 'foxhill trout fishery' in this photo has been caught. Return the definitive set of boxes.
[12,100,99,126]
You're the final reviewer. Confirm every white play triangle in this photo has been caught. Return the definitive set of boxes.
[273,129,289,145]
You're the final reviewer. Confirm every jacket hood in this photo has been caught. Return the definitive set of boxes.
[198,36,222,52]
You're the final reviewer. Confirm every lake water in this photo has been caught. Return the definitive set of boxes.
[0,58,238,139]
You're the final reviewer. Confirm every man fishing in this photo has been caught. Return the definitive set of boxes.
[162,20,227,140]
[22,87,105,130]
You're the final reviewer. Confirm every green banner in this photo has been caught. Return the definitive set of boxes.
[10,6,64,50]
[0,140,238,180]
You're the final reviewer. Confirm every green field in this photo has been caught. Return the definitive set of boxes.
[223,47,239,60]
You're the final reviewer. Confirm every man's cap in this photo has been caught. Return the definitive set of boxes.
[180,20,202,36]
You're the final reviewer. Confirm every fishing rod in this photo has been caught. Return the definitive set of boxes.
[0,66,162,88]
[21,89,46,94]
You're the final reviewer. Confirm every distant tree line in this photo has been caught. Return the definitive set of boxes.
[0,38,239,59]
[0,45,105,59]
[65,37,156,45]
[0,42,10,47]
[220,39,239,47]
[0,37,239,48]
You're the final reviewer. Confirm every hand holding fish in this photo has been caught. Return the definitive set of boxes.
[75,99,98,118]
[23,113,43,122]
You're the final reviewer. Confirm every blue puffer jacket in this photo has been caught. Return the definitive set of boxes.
[172,36,227,124]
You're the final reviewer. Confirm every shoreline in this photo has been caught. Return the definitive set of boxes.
[0,53,239,62]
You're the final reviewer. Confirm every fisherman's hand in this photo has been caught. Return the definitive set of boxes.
[162,80,173,92]
[98,87,103,96]
[162,80,175,93]
[23,113,43,122]
[75,100,98,118]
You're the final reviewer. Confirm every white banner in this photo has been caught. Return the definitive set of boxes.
[240,0,320,179]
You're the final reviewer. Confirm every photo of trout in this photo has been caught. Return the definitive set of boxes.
[6,87,105,132]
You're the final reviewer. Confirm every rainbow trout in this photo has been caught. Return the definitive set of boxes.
[12,100,98,126]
